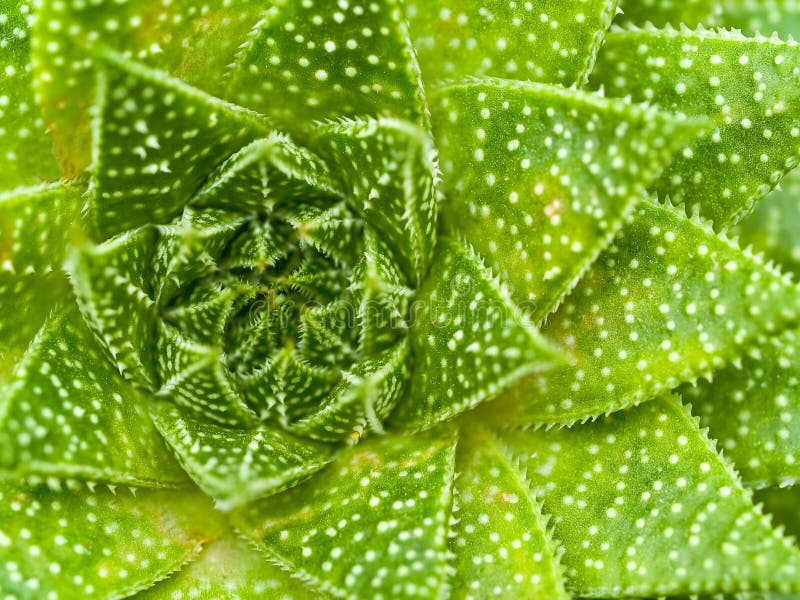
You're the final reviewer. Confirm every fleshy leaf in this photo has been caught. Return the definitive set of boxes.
[0,478,211,599]
[503,396,800,597]
[226,0,427,133]
[406,0,617,87]
[138,533,318,600]
[68,227,158,387]
[232,427,457,600]
[0,309,187,487]
[314,117,439,286]
[733,166,800,278]
[755,485,800,539]
[430,78,705,320]
[483,200,800,425]
[617,0,722,27]
[156,323,256,428]
[391,238,563,430]
[191,134,342,213]
[151,404,331,510]
[0,182,83,274]
[592,25,800,227]
[31,0,267,175]
[89,49,267,238]
[682,328,800,488]
[451,427,568,599]
[0,0,59,186]
[292,338,411,441]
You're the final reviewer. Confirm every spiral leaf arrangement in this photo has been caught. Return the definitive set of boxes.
[3,0,800,598]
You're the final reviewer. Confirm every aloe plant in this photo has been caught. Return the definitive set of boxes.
[3,0,800,597]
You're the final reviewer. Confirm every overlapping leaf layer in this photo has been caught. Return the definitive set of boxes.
[1,0,800,598]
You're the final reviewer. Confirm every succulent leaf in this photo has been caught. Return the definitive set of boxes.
[406,0,618,87]
[591,25,800,227]
[232,427,457,599]
[504,396,800,597]
[430,77,707,320]
[483,200,800,425]
[391,238,563,430]
[0,479,211,598]
[0,0,60,187]
[682,328,800,488]
[151,403,332,510]
[451,427,569,599]
[0,309,187,487]
[226,0,427,133]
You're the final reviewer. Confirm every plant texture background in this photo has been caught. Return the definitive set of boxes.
[2,0,800,598]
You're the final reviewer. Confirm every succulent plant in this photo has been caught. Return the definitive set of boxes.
[3,0,800,598]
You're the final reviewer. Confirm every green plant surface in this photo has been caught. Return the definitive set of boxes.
[1,1,800,599]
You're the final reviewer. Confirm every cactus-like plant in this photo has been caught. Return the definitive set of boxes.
[2,0,800,598]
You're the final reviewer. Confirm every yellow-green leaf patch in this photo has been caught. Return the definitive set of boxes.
[406,0,617,86]
[503,397,800,597]
[232,427,457,600]
[430,78,705,320]
[592,25,800,227]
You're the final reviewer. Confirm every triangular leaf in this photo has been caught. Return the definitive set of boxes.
[0,309,187,487]
[156,323,256,428]
[503,396,800,597]
[591,25,800,227]
[232,427,457,600]
[31,0,267,175]
[451,427,569,599]
[0,478,211,599]
[682,328,800,488]
[292,339,411,441]
[314,117,439,286]
[482,200,800,426]
[391,238,563,430]
[68,227,159,387]
[406,0,617,87]
[151,403,331,510]
[225,0,427,133]
[89,49,268,238]
[431,78,706,320]
[138,533,319,599]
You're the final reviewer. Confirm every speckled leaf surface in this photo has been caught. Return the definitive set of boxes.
[430,78,705,320]
[0,479,210,599]
[0,182,83,274]
[451,427,568,599]
[232,427,457,600]
[226,0,426,134]
[592,26,800,227]
[483,200,800,425]
[31,0,267,175]
[0,0,59,187]
[137,533,319,600]
[682,328,800,488]
[504,397,800,597]
[3,0,800,597]
[391,238,562,429]
[152,403,331,509]
[0,309,187,487]
[90,51,267,238]
[405,0,617,86]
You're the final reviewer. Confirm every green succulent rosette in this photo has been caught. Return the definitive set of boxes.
[3,0,800,598]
